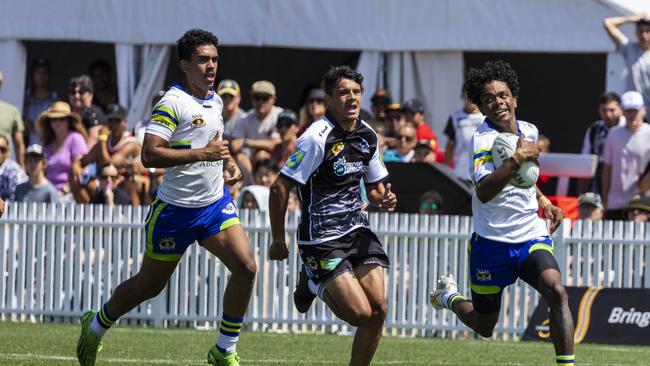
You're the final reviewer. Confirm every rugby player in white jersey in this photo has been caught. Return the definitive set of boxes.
[430,61,575,366]
[77,29,256,366]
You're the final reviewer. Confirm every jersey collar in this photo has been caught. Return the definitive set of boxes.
[171,83,215,101]
[484,117,522,136]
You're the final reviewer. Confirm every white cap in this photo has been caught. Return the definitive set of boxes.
[621,91,645,110]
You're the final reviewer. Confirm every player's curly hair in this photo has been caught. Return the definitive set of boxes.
[322,65,364,96]
[176,29,219,61]
[464,60,520,107]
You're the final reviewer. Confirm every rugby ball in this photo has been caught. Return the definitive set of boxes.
[491,133,539,188]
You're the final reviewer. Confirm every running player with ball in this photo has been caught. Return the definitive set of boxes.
[430,60,575,366]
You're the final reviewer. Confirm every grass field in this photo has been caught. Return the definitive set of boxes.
[0,322,649,365]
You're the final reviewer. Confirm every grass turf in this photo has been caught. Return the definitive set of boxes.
[0,321,648,365]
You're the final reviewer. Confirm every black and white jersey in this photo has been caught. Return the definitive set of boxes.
[280,116,389,245]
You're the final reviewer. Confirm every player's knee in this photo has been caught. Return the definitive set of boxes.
[233,257,257,286]
[545,283,568,307]
[347,307,373,327]
[371,301,388,322]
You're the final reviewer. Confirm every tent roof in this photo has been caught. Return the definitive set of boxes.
[0,0,637,52]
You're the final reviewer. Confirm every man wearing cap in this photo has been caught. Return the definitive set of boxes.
[0,70,26,167]
[0,134,27,202]
[68,75,106,148]
[370,89,391,122]
[624,194,650,222]
[577,192,604,220]
[14,144,60,203]
[601,91,650,220]
[413,139,436,164]
[231,80,283,172]
[217,79,245,136]
[271,109,300,167]
[604,12,650,112]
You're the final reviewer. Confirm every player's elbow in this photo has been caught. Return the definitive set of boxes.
[141,147,157,168]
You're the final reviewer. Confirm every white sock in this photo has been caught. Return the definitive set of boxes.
[90,315,108,337]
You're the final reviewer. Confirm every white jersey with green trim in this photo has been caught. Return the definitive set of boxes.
[146,84,225,208]
[470,119,548,243]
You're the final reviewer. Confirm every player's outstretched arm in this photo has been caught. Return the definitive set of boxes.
[141,132,231,168]
[367,182,397,211]
[268,175,294,260]
[476,135,538,203]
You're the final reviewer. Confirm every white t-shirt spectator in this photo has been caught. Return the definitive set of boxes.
[618,37,650,111]
[231,106,283,141]
[602,123,650,210]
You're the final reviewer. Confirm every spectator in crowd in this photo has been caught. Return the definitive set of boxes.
[370,89,391,122]
[88,60,118,112]
[383,124,417,162]
[578,192,604,220]
[601,91,650,220]
[298,88,326,134]
[604,12,650,112]
[368,120,389,152]
[444,87,485,182]
[0,70,26,168]
[624,193,650,222]
[68,75,106,148]
[81,104,146,204]
[14,144,60,203]
[287,189,300,214]
[383,102,404,147]
[0,135,27,202]
[254,159,280,188]
[237,185,269,212]
[231,80,283,172]
[217,79,245,137]
[91,164,131,206]
[270,109,300,167]
[419,190,444,215]
[579,92,625,194]
[23,57,58,146]
[37,101,88,201]
[413,139,436,163]
[403,98,443,162]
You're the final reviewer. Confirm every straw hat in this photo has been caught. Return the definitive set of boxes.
[37,101,82,131]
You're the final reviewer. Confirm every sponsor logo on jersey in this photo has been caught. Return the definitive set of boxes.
[159,237,176,250]
[286,149,305,170]
[476,269,491,281]
[333,156,367,177]
[191,115,206,127]
[222,202,236,215]
[331,142,345,156]
[358,138,370,153]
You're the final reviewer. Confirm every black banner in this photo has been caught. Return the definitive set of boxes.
[523,286,650,345]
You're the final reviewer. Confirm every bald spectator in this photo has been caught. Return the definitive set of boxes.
[579,92,625,194]
[383,124,417,162]
[601,91,650,220]
[0,70,26,167]
[217,79,245,136]
[231,80,283,172]
[604,12,650,111]
[68,75,106,148]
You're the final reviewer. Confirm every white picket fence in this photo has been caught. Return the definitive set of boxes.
[0,202,648,338]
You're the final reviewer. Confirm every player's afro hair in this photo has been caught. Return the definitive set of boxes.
[464,60,520,107]
[322,65,364,96]
[176,29,219,62]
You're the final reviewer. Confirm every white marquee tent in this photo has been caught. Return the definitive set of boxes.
[1,0,648,136]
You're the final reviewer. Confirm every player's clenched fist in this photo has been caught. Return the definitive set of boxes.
[202,132,231,161]
[269,240,289,260]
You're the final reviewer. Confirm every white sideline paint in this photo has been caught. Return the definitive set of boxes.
[0,203,648,339]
